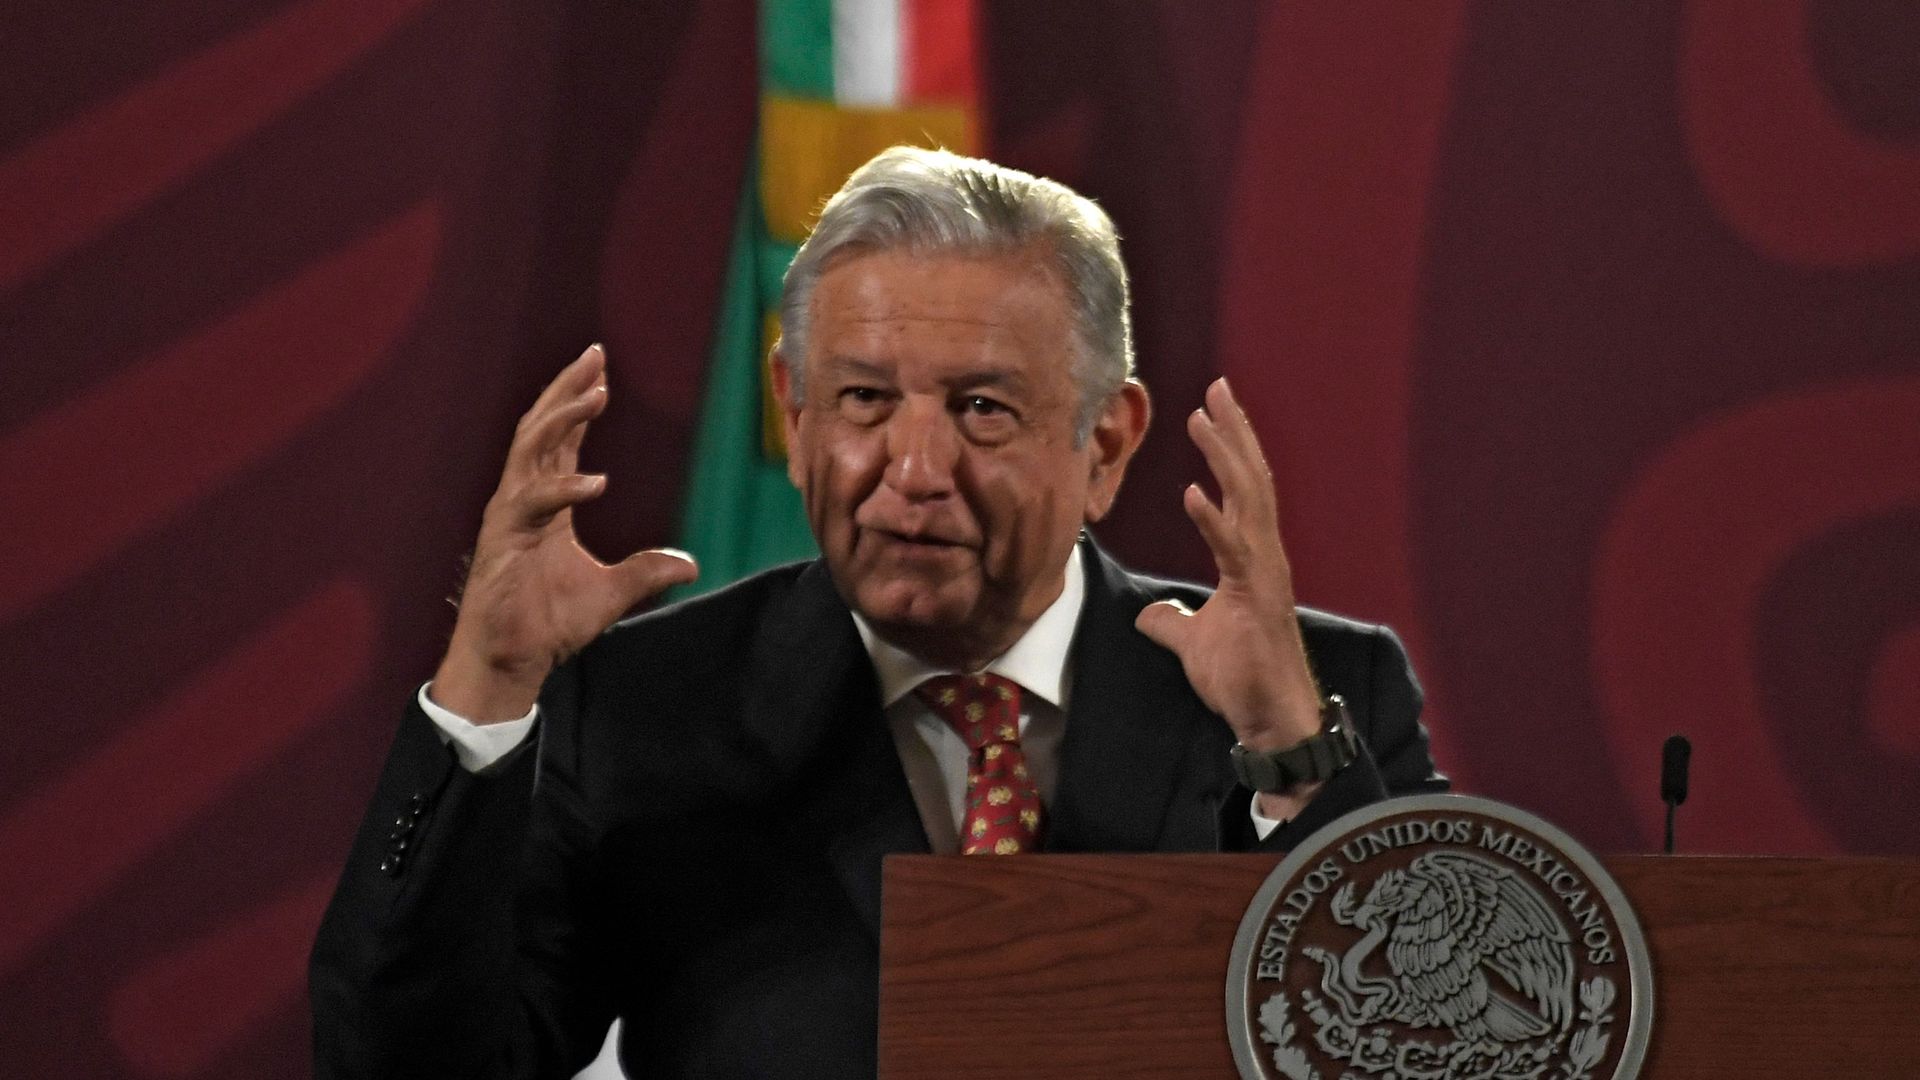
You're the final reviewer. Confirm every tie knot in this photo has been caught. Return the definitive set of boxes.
[913,673,1023,751]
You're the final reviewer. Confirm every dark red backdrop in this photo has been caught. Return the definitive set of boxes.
[3,2,1916,1076]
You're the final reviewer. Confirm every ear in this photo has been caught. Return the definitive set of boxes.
[1083,379,1151,523]
[770,347,806,488]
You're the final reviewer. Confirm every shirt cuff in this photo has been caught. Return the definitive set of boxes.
[418,683,537,772]
[1249,794,1285,841]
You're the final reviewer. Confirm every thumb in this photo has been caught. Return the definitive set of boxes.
[610,547,700,606]
[1134,598,1197,655]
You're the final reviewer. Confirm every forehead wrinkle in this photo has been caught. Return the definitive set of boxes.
[817,354,892,378]
[836,310,1042,350]
[823,353,1044,401]
[809,249,1079,408]
[943,367,1033,396]
[816,344,1044,394]
[830,272,1065,336]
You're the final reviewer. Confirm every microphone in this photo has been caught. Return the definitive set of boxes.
[1661,735,1691,854]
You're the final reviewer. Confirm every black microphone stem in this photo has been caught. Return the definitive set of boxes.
[1659,733,1691,855]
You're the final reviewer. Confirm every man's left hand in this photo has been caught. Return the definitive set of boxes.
[1134,378,1328,818]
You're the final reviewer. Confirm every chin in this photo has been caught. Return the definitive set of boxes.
[851,576,975,631]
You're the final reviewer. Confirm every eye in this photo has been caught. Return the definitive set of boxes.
[836,385,893,423]
[953,394,1020,442]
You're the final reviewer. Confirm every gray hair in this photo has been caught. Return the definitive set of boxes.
[776,146,1133,441]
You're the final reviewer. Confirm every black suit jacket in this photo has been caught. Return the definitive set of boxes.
[310,538,1444,1079]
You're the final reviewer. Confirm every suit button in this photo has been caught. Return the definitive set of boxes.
[387,831,410,853]
[392,813,415,833]
[407,793,430,814]
[379,854,403,876]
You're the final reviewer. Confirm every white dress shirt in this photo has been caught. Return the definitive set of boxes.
[848,547,1083,853]
[420,545,1282,843]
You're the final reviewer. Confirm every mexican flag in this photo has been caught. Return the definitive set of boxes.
[673,0,983,594]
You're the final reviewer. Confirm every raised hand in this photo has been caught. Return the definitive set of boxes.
[1134,378,1325,766]
[431,345,698,722]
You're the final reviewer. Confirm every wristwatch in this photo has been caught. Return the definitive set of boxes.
[1229,694,1360,792]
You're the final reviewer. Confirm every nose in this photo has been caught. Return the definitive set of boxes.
[883,398,961,501]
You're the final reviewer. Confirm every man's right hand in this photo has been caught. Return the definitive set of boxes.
[430,344,699,722]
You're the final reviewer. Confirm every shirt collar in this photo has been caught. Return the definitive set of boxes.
[850,544,1085,711]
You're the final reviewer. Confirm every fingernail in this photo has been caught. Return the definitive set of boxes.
[589,342,605,356]
[656,547,695,563]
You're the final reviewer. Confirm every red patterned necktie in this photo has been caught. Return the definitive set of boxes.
[914,673,1044,854]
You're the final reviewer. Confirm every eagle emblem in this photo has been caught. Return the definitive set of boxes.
[1306,851,1575,1044]
[1229,797,1648,1080]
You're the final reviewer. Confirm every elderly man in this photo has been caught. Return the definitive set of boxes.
[310,147,1443,1078]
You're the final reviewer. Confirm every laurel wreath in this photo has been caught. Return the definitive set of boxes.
[1256,994,1319,1080]
[1256,976,1617,1080]
[1557,977,1616,1080]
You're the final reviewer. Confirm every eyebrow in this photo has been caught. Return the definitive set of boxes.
[818,355,893,381]
[817,355,1033,397]
[945,369,1030,397]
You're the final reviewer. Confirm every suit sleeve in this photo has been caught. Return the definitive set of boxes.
[1234,622,1448,853]
[308,663,614,1080]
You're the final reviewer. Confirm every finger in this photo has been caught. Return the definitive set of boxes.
[554,394,595,472]
[1187,406,1261,516]
[608,547,700,606]
[1205,380,1281,507]
[524,343,607,422]
[511,385,608,476]
[1134,597,1196,655]
[510,351,607,468]
[509,471,606,527]
[1207,377,1273,474]
[542,383,607,476]
[1184,481,1251,578]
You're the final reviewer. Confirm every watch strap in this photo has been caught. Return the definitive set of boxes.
[1229,695,1360,792]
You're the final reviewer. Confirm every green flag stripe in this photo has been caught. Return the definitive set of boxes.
[762,0,834,100]
[757,238,799,314]
[675,170,817,595]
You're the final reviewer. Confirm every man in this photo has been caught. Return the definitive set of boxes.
[310,147,1443,1078]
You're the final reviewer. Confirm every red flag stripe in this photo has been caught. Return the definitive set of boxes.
[903,0,978,106]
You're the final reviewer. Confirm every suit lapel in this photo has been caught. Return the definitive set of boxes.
[820,731,932,937]
[1047,538,1222,852]
[741,561,928,938]
[733,542,1223,933]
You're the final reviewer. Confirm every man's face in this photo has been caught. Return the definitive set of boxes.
[776,246,1146,667]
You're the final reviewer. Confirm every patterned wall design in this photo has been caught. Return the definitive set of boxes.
[2,1,1914,1075]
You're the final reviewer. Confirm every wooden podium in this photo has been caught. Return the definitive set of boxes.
[878,854,1920,1078]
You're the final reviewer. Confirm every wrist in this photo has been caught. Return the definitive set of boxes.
[1229,695,1359,793]
[1227,685,1325,751]
[1254,783,1324,824]
[431,647,547,724]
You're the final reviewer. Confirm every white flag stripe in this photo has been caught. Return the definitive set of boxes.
[833,0,902,107]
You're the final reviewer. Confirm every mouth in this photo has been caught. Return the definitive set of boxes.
[866,527,971,554]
